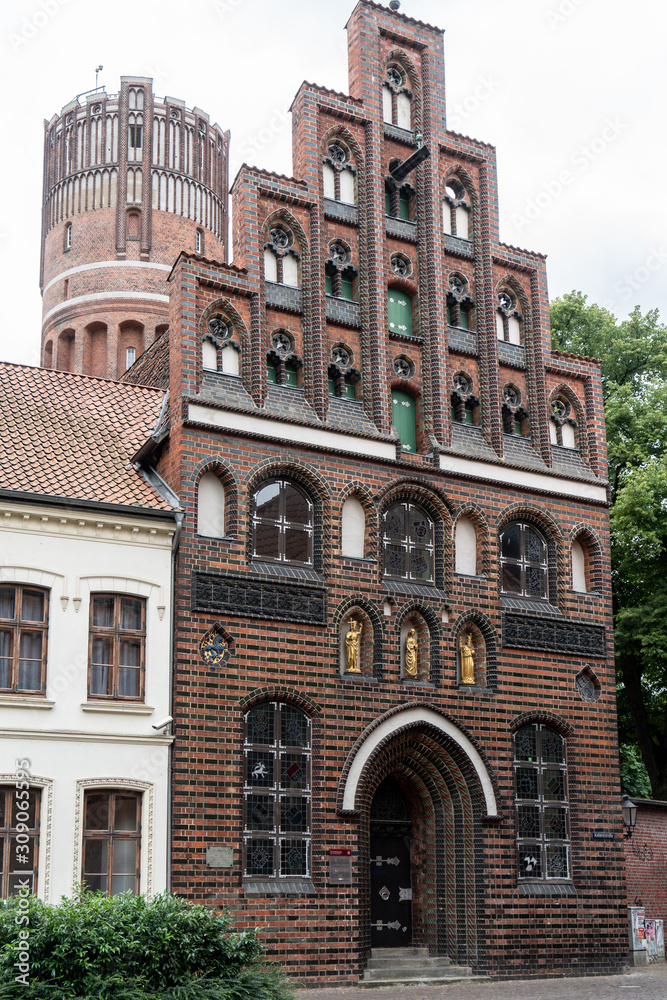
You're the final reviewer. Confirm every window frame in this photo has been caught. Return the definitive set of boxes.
[87,593,146,702]
[243,701,311,881]
[514,724,571,882]
[499,522,548,601]
[251,479,314,567]
[382,501,435,584]
[81,789,141,896]
[0,785,40,897]
[0,585,49,695]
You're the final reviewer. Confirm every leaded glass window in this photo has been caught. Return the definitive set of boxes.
[500,522,548,600]
[252,480,313,566]
[514,724,570,881]
[243,702,311,879]
[383,502,434,584]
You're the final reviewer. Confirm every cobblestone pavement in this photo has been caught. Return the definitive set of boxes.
[294,963,667,1000]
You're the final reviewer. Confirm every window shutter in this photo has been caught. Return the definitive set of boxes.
[392,390,417,453]
[387,291,413,336]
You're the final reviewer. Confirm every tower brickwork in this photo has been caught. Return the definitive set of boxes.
[40,76,229,379]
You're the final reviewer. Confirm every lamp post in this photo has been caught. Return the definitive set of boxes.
[622,795,638,838]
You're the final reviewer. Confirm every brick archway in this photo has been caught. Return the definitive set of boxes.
[339,707,497,971]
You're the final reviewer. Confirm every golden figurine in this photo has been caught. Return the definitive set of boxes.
[404,628,418,678]
[459,631,476,685]
[345,619,362,673]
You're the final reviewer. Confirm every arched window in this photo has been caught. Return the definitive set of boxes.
[243,702,311,880]
[383,502,434,583]
[65,222,72,250]
[197,473,226,538]
[252,480,313,566]
[322,141,357,206]
[264,224,300,287]
[514,724,570,881]
[455,516,477,575]
[571,539,587,593]
[391,390,417,453]
[500,522,548,600]
[202,338,218,371]
[550,396,578,449]
[496,289,523,344]
[383,64,413,131]
[342,497,365,558]
[443,178,471,240]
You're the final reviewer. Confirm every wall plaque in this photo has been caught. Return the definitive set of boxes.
[591,830,615,841]
[206,845,234,868]
[329,848,352,884]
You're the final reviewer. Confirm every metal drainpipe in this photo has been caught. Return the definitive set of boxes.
[166,511,183,893]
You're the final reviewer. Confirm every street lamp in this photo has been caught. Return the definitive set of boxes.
[622,795,638,838]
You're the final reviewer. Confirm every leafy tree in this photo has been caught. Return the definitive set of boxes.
[551,291,667,797]
[0,891,293,1000]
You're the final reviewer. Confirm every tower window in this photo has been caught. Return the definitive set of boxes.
[514,724,570,881]
[65,223,72,250]
[126,347,136,369]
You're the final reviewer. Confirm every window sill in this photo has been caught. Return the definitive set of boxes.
[243,878,316,896]
[501,596,561,615]
[518,881,576,897]
[384,580,447,600]
[81,702,155,715]
[250,561,324,583]
[0,696,54,709]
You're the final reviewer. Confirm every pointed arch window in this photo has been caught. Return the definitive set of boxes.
[383,64,413,131]
[443,178,471,240]
[322,140,357,206]
[252,480,313,566]
[383,502,433,583]
[500,522,548,600]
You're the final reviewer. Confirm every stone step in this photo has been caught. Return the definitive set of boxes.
[359,974,490,988]
[362,964,473,982]
[370,947,429,958]
[366,955,452,970]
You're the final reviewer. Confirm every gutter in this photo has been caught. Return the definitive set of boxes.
[166,510,183,893]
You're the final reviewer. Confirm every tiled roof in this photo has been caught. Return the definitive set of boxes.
[0,362,174,511]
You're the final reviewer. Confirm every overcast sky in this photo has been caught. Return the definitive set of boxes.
[1,0,666,368]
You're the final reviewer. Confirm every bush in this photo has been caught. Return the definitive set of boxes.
[0,891,293,1000]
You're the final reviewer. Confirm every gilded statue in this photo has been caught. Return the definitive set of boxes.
[459,631,476,685]
[404,628,418,678]
[345,619,362,673]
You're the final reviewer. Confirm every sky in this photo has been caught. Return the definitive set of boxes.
[1,0,666,368]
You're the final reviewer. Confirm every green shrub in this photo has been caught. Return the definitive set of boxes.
[0,891,293,1000]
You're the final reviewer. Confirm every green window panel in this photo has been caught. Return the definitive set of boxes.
[399,193,410,220]
[460,308,469,330]
[388,291,413,336]
[267,362,277,384]
[328,377,337,396]
[344,377,356,400]
[465,402,474,425]
[392,390,417,453]
[325,273,333,295]
[285,362,298,387]
[341,278,354,300]
[447,304,452,325]
[385,188,391,216]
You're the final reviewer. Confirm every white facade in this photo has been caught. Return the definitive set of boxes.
[0,500,176,901]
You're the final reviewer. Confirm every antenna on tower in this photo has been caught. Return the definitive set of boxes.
[95,65,103,90]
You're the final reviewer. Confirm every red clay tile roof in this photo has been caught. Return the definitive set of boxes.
[0,362,174,511]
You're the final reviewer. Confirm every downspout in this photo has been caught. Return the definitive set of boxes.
[166,510,183,893]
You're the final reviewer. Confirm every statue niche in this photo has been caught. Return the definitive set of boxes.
[400,614,430,683]
[340,608,373,677]
[457,622,485,687]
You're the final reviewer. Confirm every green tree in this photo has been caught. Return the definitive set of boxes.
[550,291,667,797]
[0,891,293,1000]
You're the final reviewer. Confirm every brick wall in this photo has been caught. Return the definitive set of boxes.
[624,802,667,925]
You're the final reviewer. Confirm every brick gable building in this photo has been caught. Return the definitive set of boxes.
[84,0,626,983]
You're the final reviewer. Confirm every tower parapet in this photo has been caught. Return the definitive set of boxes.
[40,77,229,379]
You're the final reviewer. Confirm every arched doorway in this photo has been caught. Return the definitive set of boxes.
[369,777,413,947]
[340,706,498,969]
